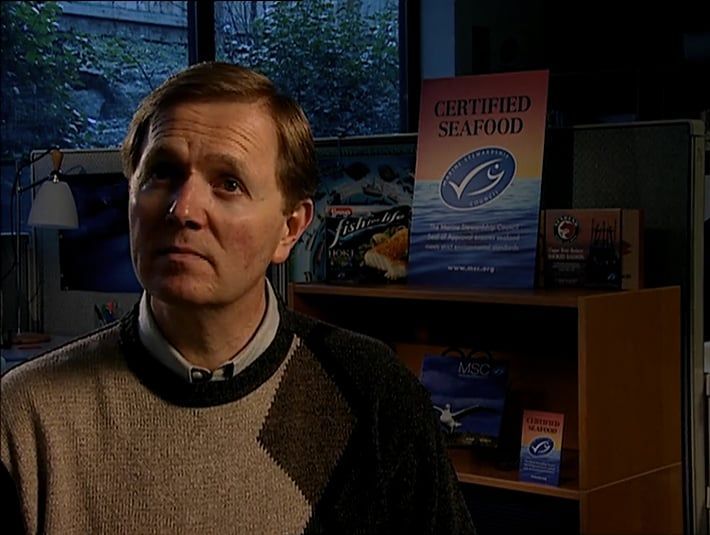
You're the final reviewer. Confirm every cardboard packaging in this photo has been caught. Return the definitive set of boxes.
[519,410,565,486]
[540,208,643,290]
[325,204,410,283]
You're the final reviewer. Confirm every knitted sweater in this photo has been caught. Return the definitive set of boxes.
[1,303,475,534]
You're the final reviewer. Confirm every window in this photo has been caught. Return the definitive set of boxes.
[1,0,411,232]
[1,1,189,231]
[214,0,401,138]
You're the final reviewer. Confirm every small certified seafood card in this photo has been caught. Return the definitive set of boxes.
[408,70,549,288]
[518,410,565,486]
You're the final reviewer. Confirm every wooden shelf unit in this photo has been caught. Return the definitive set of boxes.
[289,283,682,534]
[448,447,580,500]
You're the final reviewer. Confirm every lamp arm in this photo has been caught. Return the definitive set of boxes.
[17,175,53,195]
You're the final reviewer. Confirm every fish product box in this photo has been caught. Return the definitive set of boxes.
[325,205,410,283]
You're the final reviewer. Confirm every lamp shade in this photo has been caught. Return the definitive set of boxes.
[27,180,79,229]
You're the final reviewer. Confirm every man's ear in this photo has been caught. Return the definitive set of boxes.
[271,199,314,265]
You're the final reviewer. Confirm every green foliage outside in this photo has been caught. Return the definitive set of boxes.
[219,0,400,137]
[0,2,90,159]
[1,1,187,159]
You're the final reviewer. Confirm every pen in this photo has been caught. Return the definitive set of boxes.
[94,305,105,325]
[106,301,119,322]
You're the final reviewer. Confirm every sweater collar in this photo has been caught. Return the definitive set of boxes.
[137,279,280,383]
[120,294,297,407]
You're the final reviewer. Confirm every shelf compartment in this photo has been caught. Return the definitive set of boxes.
[288,283,682,533]
[449,447,581,500]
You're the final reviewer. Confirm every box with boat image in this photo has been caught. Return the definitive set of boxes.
[325,204,411,283]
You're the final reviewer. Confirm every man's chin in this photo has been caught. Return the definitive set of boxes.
[146,280,219,308]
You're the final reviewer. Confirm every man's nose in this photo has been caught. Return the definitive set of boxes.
[166,174,209,230]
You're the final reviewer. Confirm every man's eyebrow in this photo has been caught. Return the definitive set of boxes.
[142,145,182,162]
[204,153,248,176]
[138,148,249,179]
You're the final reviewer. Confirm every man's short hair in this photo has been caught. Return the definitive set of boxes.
[121,61,318,212]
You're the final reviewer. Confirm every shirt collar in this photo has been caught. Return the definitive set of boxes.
[137,279,280,383]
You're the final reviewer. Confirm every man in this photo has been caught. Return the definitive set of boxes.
[1,62,475,534]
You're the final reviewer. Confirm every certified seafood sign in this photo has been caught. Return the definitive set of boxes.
[408,70,549,288]
[518,410,565,486]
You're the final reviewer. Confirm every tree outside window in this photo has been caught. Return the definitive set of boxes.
[216,0,400,137]
[1,1,188,161]
[0,1,188,232]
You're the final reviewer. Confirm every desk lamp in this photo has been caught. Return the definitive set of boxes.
[11,148,78,345]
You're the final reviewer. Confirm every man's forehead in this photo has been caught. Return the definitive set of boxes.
[152,98,270,124]
[149,100,274,141]
[140,101,275,156]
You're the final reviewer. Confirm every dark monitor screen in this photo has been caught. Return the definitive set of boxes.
[58,172,140,293]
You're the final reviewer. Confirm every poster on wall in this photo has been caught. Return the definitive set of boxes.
[59,172,141,293]
[407,70,549,288]
[289,134,416,284]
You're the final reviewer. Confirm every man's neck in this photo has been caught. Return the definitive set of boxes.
[149,283,267,371]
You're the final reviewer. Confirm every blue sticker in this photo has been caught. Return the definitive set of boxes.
[528,436,554,457]
[439,147,516,210]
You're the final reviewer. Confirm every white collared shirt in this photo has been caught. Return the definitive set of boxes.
[137,279,280,383]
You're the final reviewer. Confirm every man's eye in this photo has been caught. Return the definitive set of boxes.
[145,163,178,183]
[219,177,244,194]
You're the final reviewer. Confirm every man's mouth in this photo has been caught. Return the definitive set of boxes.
[157,246,209,262]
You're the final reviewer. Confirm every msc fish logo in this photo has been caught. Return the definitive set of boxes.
[528,436,554,457]
[439,147,516,210]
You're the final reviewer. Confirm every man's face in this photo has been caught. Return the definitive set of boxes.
[128,100,311,308]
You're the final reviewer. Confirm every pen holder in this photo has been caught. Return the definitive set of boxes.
[93,301,122,328]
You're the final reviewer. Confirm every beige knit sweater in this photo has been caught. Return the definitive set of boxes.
[2,305,476,535]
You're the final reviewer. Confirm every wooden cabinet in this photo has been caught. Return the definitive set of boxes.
[289,283,682,534]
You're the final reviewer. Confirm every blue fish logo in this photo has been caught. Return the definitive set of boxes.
[439,147,516,210]
[528,436,554,457]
